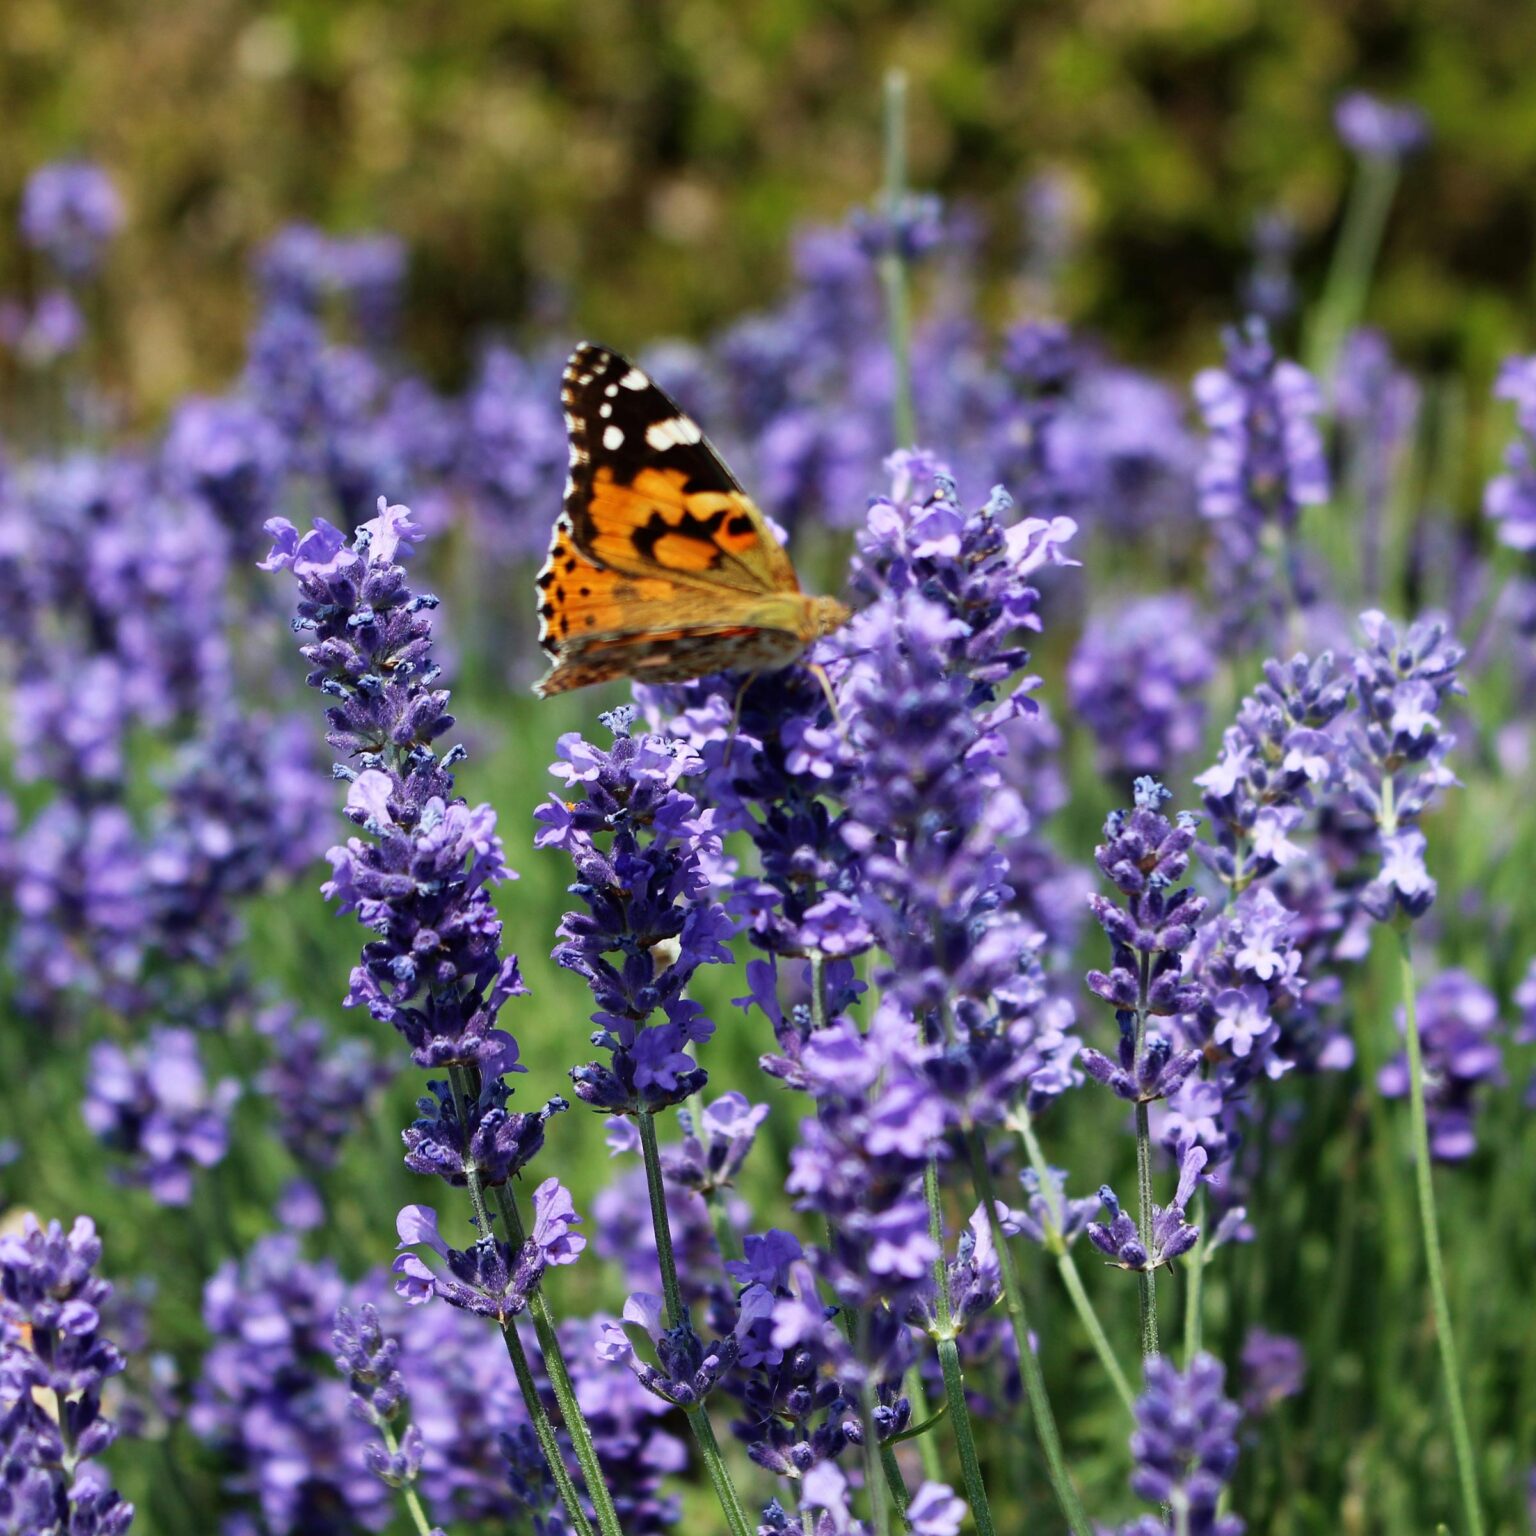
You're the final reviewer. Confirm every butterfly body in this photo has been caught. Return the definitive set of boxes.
[534,343,850,697]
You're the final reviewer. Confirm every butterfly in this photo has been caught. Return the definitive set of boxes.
[534,343,851,697]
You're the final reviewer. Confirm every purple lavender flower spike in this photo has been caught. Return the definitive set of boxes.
[334,1303,425,1495]
[19,161,123,277]
[538,706,733,1114]
[1377,969,1502,1160]
[1088,1147,1207,1272]
[1341,609,1464,923]
[1196,650,1352,896]
[82,1027,240,1205]
[1068,595,1215,782]
[1334,92,1430,161]
[192,1236,391,1530]
[1083,780,1206,1103]
[394,1180,584,1321]
[0,1216,134,1536]
[660,1093,771,1196]
[596,1291,741,1408]
[267,498,529,1072]
[1119,1352,1245,1534]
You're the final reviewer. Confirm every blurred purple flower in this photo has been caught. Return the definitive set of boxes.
[1241,211,1300,326]
[1239,1328,1305,1418]
[1195,319,1328,647]
[1378,969,1502,1160]
[1334,92,1430,161]
[1068,594,1215,782]
[1485,356,1536,553]
[256,1006,396,1171]
[162,396,287,554]
[19,161,123,277]
[1334,331,1419,599]
[82,1028,240,1205]
[333,1303,425,1497]
[1120,1353,1244,1535]
[0,288,84,366]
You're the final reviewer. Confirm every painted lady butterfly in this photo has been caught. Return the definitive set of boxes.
[534,343,851,696]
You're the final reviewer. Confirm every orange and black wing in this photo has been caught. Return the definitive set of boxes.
[558,342,798,594]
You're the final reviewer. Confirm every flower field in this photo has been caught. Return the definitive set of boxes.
[3,19,1536,1536]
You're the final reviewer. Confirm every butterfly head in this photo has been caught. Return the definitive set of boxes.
[805,594,853,640]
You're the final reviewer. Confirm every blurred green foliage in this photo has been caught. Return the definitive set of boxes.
[5,0,1536,418]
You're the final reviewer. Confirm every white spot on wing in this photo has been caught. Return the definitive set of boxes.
[603,424,625,450]
[619,367,649,390]
[599,402,612,418]
[645,416,704,451]
[604,383,619,398]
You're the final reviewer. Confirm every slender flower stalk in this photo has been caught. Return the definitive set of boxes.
[634,1110,754,1536]
[879,68,916,449]
[966,1130,1093,1536]
[1013,1108,1138,1415]
[1337,609,1479,1530]
[922,1161,997,1536]
[1306,94,1428,384]
[1397,932,1484,1536]
[1182,1198,1208,1367]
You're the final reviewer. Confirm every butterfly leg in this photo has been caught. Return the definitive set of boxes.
[806,661,848,748]
[722,673,758,768]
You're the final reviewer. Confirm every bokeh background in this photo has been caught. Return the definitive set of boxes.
[5,2,1536,1534]
[7,0,1536,412]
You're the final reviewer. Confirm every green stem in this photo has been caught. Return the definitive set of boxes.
[1396,929,1484,1536]
[966,1130,1094,1536]
[1183,1193,1207,1367]
[879,68,916,450]
[1015,1110,1137,1415]
[809,949,829,1031]
[923,1160,998,1536]
[1305,156,1400,385]
[636,1110,755,1536]
[859,1366,901,1536]
[446,1067,608,1536]
[1133,954,1160,1362]
[491,1183,622,1536]
[902,1365,946,1482]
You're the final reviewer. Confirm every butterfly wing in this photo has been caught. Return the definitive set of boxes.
[559,343,799,595]
[533,511,811,696]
